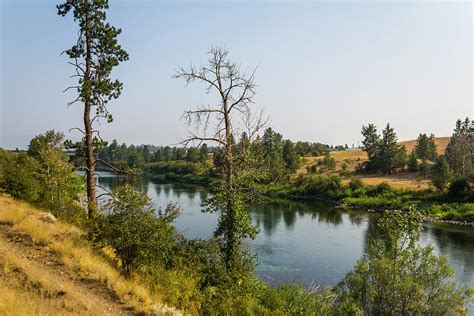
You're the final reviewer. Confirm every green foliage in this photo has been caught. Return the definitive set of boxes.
[414,133,437,161]
[448,178,473,201]
[57,0,129,121]
[297,174,342,198]
[360,123,406,174]
[0,141,84,224]
[337,210,472,314]
[27,129,65,158]
[379,124,404,174]
[348,177,363,191]
[259,283,337,315]
[426,203,474,222]
[96,185,179,276]
[36,147,83,214]
[408,150,419,172]
[322,152,336,171]
[282,139,299,172]
[430,156,451,191]
[144,161,207,175]
[0,151,41,202]
[361,123,380,169]
[446,117,474,179]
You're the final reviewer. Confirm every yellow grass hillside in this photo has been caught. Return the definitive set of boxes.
[399,136,450,155]
[297,137,450,190]
[0,194,178,316]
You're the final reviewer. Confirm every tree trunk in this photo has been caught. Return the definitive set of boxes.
[84,20,97,218]
[223,101,236,269]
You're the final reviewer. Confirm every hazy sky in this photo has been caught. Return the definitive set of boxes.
[1,0,472,149]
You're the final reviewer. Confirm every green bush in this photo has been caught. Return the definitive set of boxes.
[348,177,364,191]
[337,210,472,314]
[448,178,472,201]
[0,151,41,202]
[144,161,207,175]
[302,174,342,198]
[96,185,179,276]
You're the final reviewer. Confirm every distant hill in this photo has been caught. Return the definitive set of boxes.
[399,137,450,155]
[297,137,452,190]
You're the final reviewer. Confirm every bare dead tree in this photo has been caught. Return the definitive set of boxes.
[174,47,267,269]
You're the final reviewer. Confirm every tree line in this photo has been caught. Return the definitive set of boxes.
[360,118,473,191]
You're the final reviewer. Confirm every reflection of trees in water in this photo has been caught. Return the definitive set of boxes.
[362,216,380,255]
[133,177,149,193]
[163,185,171,198]
[348,213,367,226]
[153,184,163,196]
[199,190,209,202]
[251,199,360,236]
[252,203,283,236]
[424,224,474,280]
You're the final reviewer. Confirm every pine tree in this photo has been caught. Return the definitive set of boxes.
[361,123,381,172]
[430,156,451,191]
[379,124,400,175]
[408,151,419,172]
[58,0,128,218]
[414,133,437,161]
[445,118,474,178]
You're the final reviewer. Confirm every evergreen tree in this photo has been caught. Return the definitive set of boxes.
[414,133,437,161]
[445,117,473,179]
[430,156,451,191]
[408,151,419,172]
[199,144,209,163]
[361,124,381,171]
[58,0,129,218]
[379,124,402,175]
[282,140,298,172]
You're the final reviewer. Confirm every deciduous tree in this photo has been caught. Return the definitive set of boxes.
[174,47,267,272]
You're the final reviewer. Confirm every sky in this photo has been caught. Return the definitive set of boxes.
[0,0,472,149]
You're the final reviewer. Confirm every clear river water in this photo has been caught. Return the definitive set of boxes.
[95,172,474,293]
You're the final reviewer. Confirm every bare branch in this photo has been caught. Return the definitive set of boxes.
[69,127,86,135]
[95,159,133,175]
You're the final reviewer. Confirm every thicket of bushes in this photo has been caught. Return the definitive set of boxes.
[143,161,209,175]
[91,185,470,314]
[267,174,474,221]
[0,148,84,223]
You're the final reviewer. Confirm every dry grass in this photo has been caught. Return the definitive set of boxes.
[296,137,450,190]
[399,136,450,155]
[341,173,431,190]
[0,194,178,315]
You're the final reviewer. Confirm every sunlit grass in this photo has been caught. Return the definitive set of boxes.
[0,194,174,314]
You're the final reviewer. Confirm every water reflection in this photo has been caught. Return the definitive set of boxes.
[95,175,474,290]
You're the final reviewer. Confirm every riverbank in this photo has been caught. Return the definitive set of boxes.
[263,175,474,224]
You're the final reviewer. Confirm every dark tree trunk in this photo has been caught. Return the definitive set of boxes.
[223,102,237,269]
[84,20,97,218]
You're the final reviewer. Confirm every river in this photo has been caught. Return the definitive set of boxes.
[95,172,474,293]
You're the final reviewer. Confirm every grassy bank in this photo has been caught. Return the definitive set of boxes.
[265,175,474,223]
[0,194,176,314]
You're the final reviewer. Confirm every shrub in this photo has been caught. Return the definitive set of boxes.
[96,185,179,277]
[144,161,205,175]
[366,182,392,196]
[448,178,472,201]
[303,174,342,198]
[336,210,472,314]
[348,177,364,191]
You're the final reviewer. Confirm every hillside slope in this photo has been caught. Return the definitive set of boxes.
[0,195,177,316]
[296,137,450,190]
[399,136,450,155]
